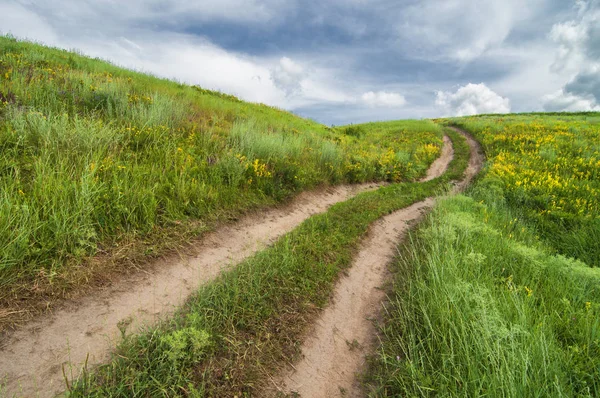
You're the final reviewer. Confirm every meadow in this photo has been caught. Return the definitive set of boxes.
[3,36,600,398]
[369,114,600,397]
[66,128,471,396]
[445,114,600,267]
[0,36,442,318]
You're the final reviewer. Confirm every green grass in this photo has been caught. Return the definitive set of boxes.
[0,36,443,319]
[336,120,445,182]
[439,114,600,267]
[65,130,470,396]
[368,195,600,397]
[368,116,600,397]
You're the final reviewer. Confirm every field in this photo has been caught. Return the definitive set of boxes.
[369,115,600,397]
[1,37,600,398]
[0,36,442,322]
[449,114,600,267]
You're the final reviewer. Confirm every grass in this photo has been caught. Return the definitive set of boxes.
[0,36,443,326]
[65,130,470,396]
[10,33,598,398]
[440,114,600,267]
[368,195,600,397]
[368,116,600,397]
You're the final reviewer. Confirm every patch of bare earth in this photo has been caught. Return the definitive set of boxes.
[0,183,382,398]
[422,135,453,182]
[265,130,483,398]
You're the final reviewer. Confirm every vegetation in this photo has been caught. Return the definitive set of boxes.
[5,36,599,398]
[0,36,442,315]
[445,114,600,267]
[369,115,600,397]
[66,131,470,396]
[369,194,600,397]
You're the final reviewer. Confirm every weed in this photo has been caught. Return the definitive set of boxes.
[346,339,362,351]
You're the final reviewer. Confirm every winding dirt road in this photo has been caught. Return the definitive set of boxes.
[0,130,479,398]
[266,129,483,397]
[0,183,385,397]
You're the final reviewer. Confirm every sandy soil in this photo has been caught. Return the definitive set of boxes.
[266,199,436,398]
[449,127,484,193]
[266,129,483,398]
[0,183,382,398]
[422,135,453,182]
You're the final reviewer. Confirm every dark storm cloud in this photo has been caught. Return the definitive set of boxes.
[565,69,600,102]
[0,0,590,123]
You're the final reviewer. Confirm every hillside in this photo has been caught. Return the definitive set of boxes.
[369,115,600,397]
[450,114,600,267]
[1,37,599,398]
[0,36,443,326]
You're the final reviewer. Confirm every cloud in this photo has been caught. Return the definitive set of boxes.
[549,1,599,67]
[360,91,406,107]
[0,2,59,45]
[436,83,511,116]
[0,0,586,124]
[542,90,600,112]
[395,0,542,62]
[549,20,588,72]
[564,66,600,102]
[543,0,600,111]
[17,0,286,31]
[270,57,306,97]
[542,66,600,111]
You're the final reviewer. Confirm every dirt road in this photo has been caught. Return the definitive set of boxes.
[267,129,482,397]
[0,183,383,397]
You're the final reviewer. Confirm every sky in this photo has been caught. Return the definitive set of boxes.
[1,0,599,125]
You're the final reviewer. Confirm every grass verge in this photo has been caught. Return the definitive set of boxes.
[65,132,470,396]
[367,193,600,397]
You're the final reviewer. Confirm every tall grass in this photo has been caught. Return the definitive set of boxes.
[0,36,443,309]
[369,194,600,397]
[443,114,600,267]
[370,117,600,396]
[67,131,471,396]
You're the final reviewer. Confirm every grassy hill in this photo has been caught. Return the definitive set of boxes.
[0,36,443,321]
[4,36,599,397]
[449,114,600,267]
[369,113,600,397]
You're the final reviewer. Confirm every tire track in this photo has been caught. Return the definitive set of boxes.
[267,129,482,397]
[0,183,383,397]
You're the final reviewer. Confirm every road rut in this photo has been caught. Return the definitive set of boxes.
[0,183,384,397]
[267,129,482,397]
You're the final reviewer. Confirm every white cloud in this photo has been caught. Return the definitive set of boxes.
[395,0,542,62]
[543,0,600,111]
[542,89,600,112]
[270,57,306,97]
[549,19,590,72]
[361,91,406,107]
[0,2,59,45]
[436,83,511,116]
